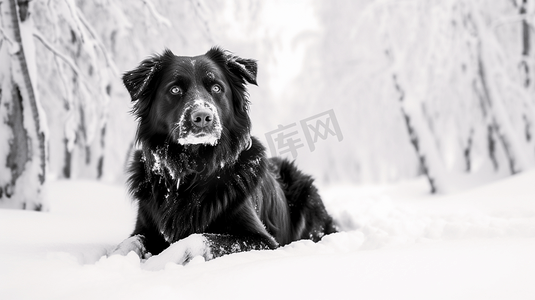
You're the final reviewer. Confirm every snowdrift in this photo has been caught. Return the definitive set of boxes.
[1,171,535,299]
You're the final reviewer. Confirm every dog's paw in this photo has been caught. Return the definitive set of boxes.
[110,235,147,258]
[142,234,211,271]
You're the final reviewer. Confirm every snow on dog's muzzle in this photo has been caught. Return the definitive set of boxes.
[176,100,222,146]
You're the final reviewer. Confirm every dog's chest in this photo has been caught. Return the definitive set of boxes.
[155,184,202,243]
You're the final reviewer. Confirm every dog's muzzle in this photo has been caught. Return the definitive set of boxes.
[176,100,222,146]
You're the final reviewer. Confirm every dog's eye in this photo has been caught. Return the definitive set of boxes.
[170,86,182,95]
[211,84,222,93]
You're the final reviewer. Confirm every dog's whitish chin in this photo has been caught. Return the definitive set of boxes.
[178,133,220,146]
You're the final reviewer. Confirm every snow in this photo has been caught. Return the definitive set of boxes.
[177,133,220,146]
[177,100,222,146]
[1,171,535,299]
[142,234,210,271]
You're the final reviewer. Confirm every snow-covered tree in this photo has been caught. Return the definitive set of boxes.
[271,0,534,191]
[0,0,47,209]
[372,0,535,192]
[0,0,225,209]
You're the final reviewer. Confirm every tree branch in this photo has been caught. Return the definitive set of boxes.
[141,0,172,27]
[74,5,119,76]
[0,24,16,46]
[32,30,83,77]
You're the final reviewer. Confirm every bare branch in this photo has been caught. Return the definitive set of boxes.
[141,0,172,27]
[0,25,14,45]
[61,0,86,43]
[74,5,119,76]
[32,30,83,77]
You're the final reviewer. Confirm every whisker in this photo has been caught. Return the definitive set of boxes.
[166,122,181,144]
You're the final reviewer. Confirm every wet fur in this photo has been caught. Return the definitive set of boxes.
[119,47,336,261]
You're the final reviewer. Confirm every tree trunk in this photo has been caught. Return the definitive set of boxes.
[519,0,530,88]
[392,75,451,194]
[0,0,47,210]
[467,12,534,174]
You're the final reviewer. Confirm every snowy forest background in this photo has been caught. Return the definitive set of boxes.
[1,0,534,210]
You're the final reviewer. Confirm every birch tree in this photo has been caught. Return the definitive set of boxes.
[1,0,215,209]
[373,0,535,193]
[0,0,47,209]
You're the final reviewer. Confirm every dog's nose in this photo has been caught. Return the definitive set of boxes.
[191,108,214,128]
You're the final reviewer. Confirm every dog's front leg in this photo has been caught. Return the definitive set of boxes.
[142,233,274,271]
[142,234,211,270]
[204,233,274,257]
[110,234,148,258]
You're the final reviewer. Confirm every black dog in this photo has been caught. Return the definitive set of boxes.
[113,47,336,267]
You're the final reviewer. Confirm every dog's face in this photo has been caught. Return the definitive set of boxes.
[153,54,231,146]
[123,47,257,151]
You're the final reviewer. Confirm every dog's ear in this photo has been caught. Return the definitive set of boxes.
[123,50,172,100]
[226,55,258,86]
[206,47,258,85]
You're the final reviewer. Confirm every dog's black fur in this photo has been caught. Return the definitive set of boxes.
[117,47,336,263]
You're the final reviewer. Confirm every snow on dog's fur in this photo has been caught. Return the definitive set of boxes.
[113,47,336,267]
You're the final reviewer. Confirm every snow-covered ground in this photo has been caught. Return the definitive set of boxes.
[1,171,535,300]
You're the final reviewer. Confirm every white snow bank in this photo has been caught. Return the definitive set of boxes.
[325,172,535,250]
[1,172,535,299]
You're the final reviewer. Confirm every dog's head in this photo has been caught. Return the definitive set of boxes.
[124,47,257,151]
